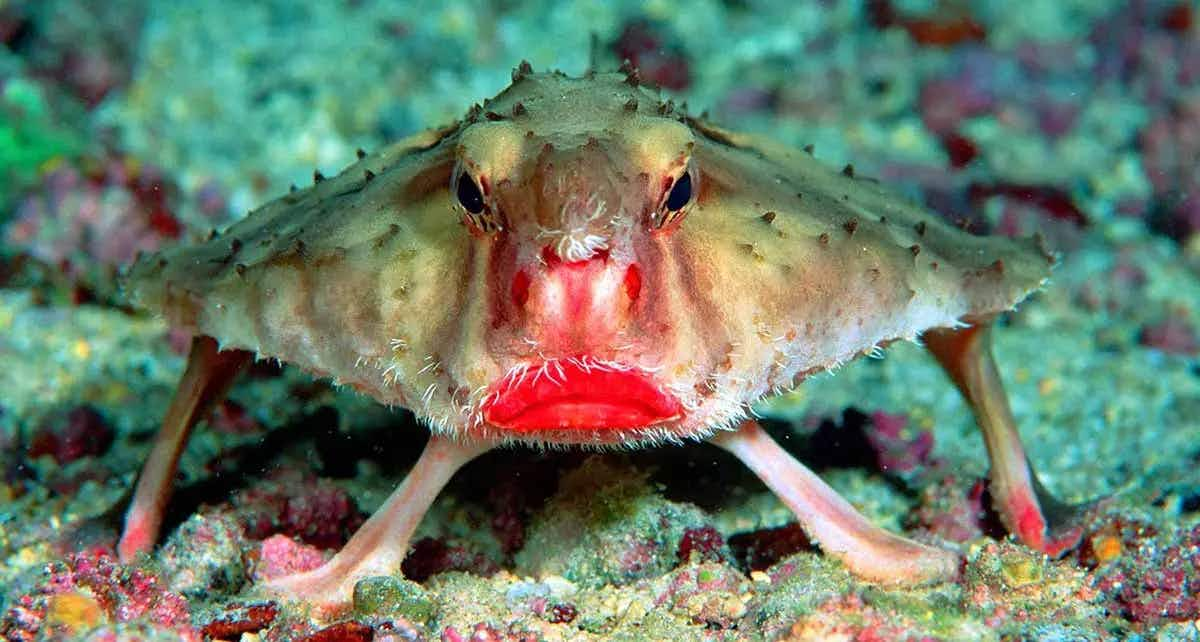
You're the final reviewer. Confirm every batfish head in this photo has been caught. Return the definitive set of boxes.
[449,72,709,443]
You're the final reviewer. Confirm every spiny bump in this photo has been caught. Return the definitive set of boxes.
[356,148,367,160]
[230,238,242,254]
[760,211,777,224]
[803,144,815,155]
[484,110,504,121]
[915,221,927,236]
[313,169,325,183]
[235,263,247,277]
[512,101,527,117]
[364,169,376,182]
[843,218,858,235]
[624,97,638,112]
[841,164,855,178]
[289,183,298,193]
[909,244,921,256]
[818,232,830,246]
[512,60,533,83]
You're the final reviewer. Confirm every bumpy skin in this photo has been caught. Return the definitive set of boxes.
[120,68,1074,610]
[127,70,1054,447]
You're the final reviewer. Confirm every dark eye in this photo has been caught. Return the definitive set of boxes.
[456,174,485,214]
[665,171,692,211]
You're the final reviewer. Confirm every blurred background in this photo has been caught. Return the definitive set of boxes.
[1,1,1198,640]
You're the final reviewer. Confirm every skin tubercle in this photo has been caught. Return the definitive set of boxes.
[129,71,1051,445]
[116,69,1085,611]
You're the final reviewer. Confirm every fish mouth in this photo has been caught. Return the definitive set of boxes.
[483,358,683,432]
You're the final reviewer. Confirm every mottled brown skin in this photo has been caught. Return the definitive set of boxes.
[120,67,1080,612]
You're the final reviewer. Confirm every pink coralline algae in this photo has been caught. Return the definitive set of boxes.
[967,183,1089,229]
[27,405,114,465]
[654,562,747,629]
[912,476,994,544]
[206,399,264,435]
[1138,314,1199,356]
[1076,251,1147,314]
[783,592,942,642]
[1141,97,1200,244]
[864,411,936,477]
[611,19,691,91]
[675,525,727,564]
[1086,2,1200,244]
[918,73,994,138]
[13,1,140,107]
[253,534,328,581]
[5,155,185,287]
[231,471,365,549]
[1095,524,1200,625]
[797,409,937,480]
[0,550,194,641]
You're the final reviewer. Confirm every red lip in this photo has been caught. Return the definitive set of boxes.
[483,359,682,432]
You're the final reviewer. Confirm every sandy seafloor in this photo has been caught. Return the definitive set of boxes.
[1,0,1199,640]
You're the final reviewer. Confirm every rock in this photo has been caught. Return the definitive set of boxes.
[158,512,248,598]
[353,576,437,624]
[515,456,716,588]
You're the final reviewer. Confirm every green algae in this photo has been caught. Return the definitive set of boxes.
[352,575,436,623]
[514,456,716,589]
[0,77,82,211]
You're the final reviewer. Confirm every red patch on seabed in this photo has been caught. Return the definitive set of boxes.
[483,359,682,432]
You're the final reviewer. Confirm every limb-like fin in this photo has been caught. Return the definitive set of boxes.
[117,335,251,561]
[712,420,960,584]
[264,434,496,612]
[924,323,1086,557]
